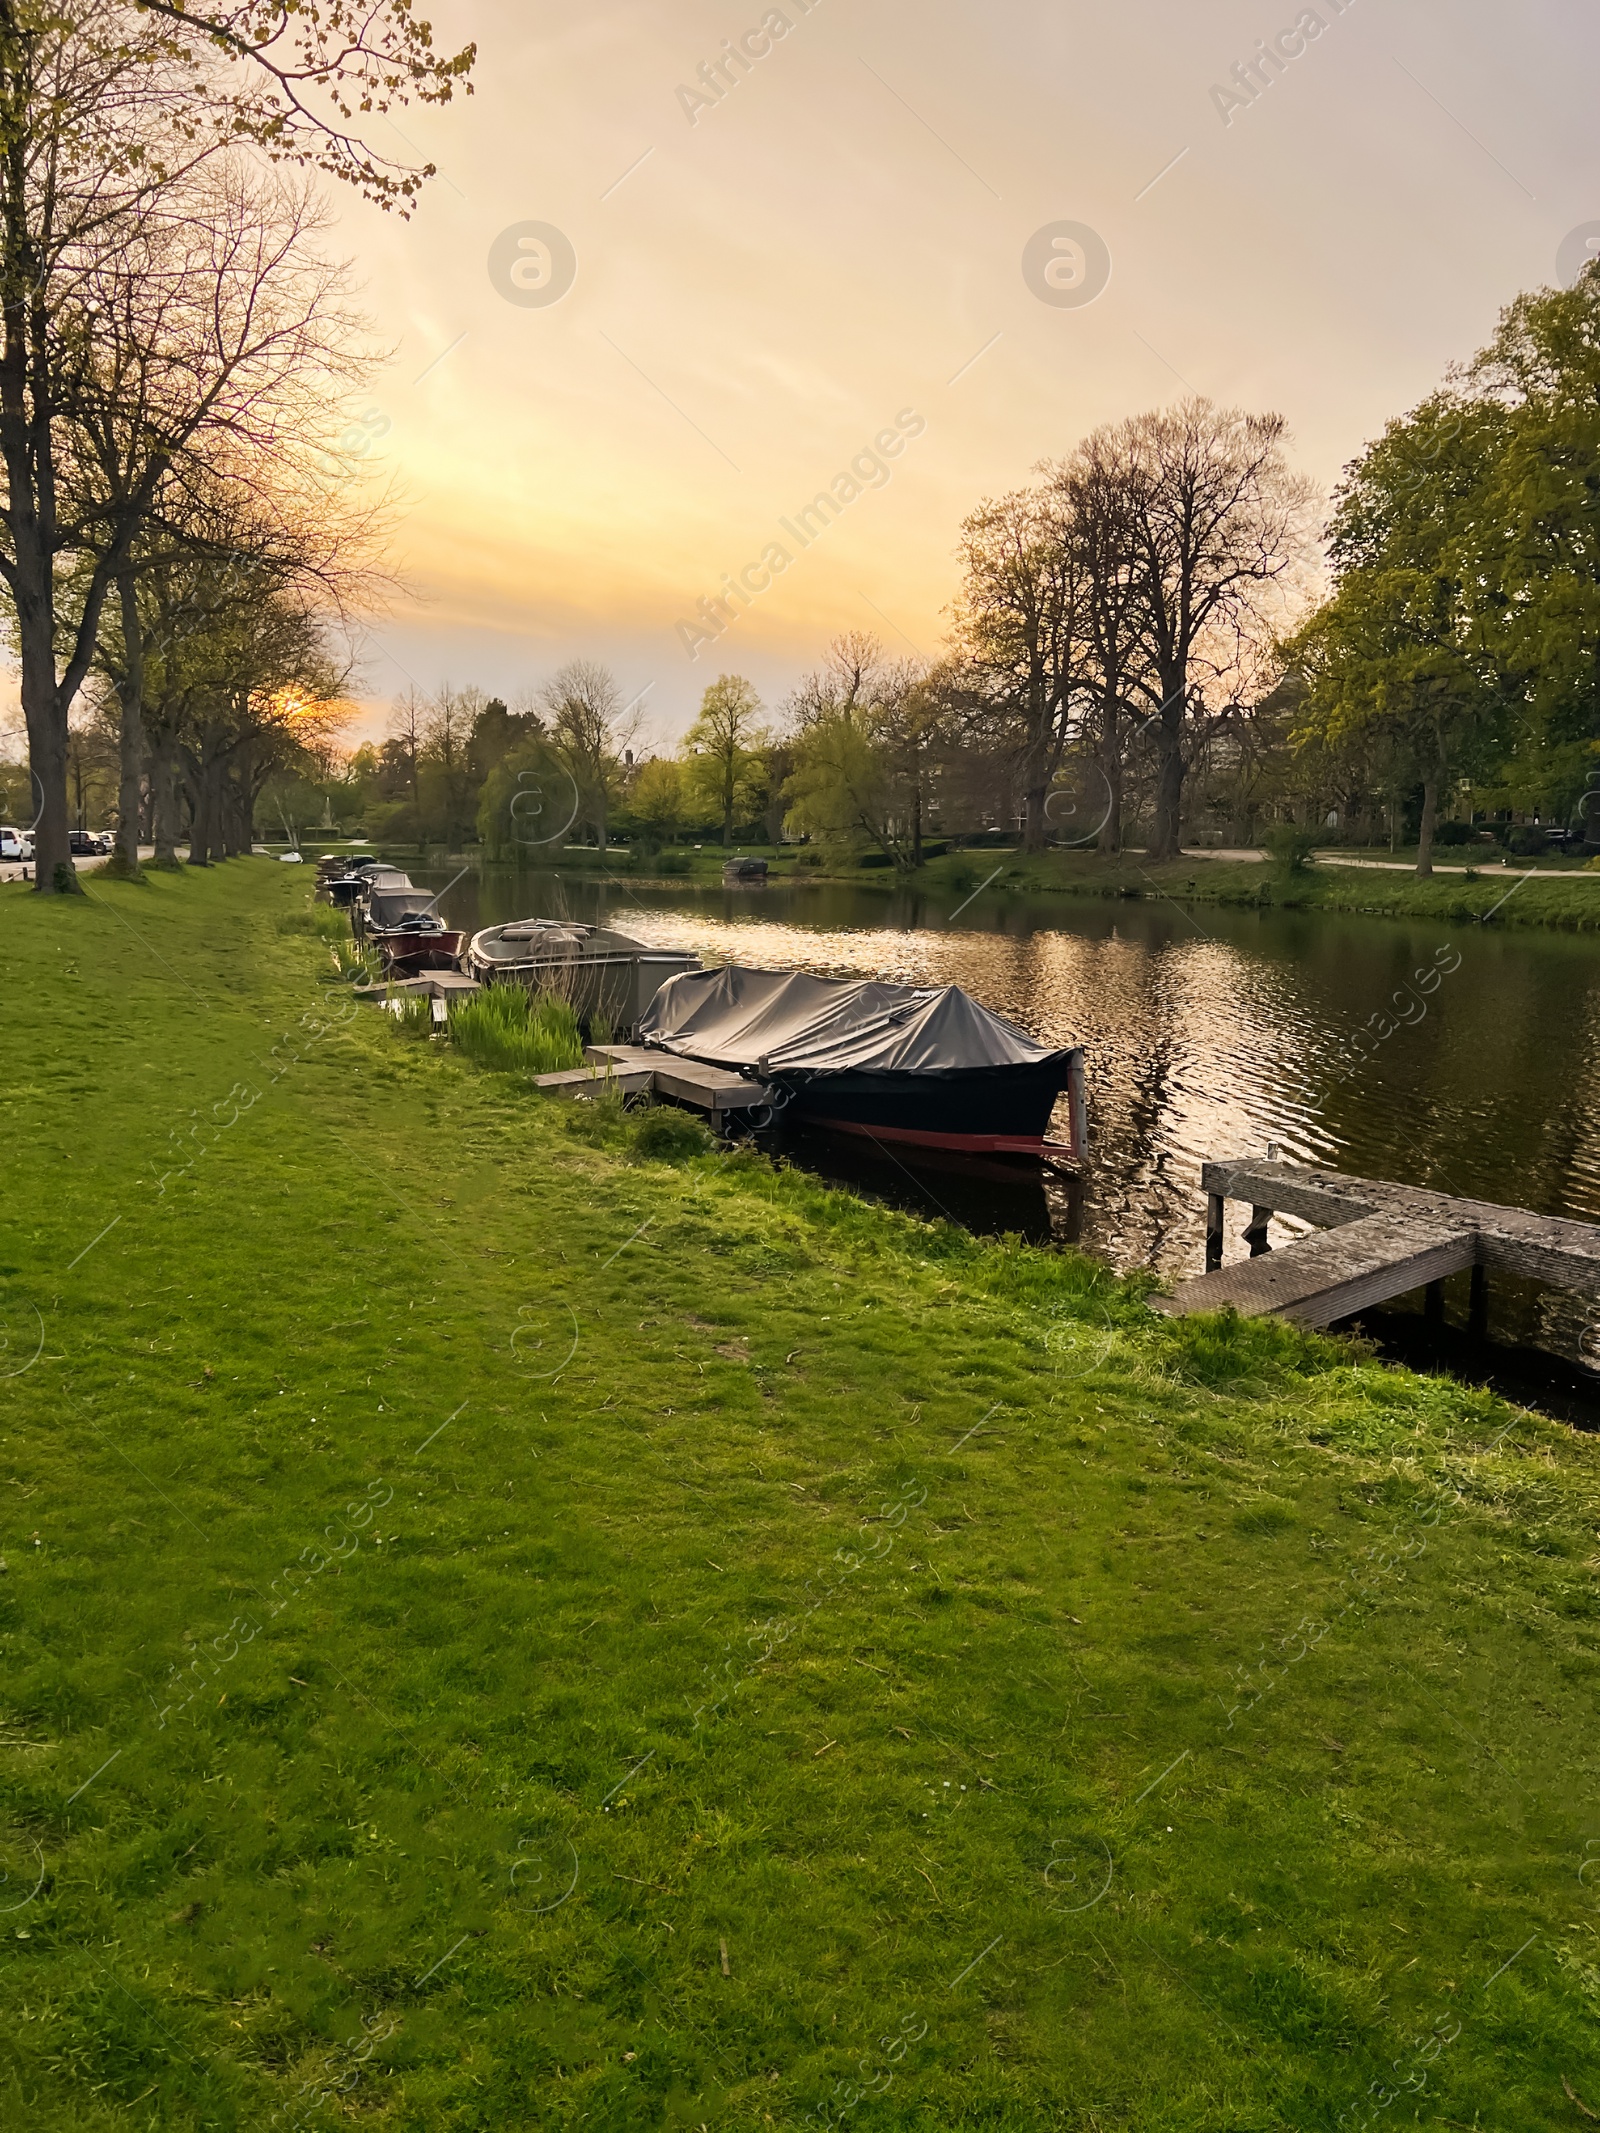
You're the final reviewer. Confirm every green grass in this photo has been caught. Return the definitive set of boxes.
[3,860,1599,2129]
[447,986,584,1078]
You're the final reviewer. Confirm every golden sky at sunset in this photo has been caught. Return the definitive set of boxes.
[331,0,1599,746]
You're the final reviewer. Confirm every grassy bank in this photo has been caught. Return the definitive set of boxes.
[4,860,1599,2130]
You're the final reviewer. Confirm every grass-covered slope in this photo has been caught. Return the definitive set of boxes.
[1,861,1598,2131]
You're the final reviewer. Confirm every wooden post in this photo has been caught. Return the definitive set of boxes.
[1067,1048,1088,1163]
[1245,1206,1272,1258]
[1468,1263,1487,1338]
[1205,1193,1224,1272]
[1424,1279,1445,1325]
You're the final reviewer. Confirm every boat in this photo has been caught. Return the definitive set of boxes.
[466,920,700,1037]
[370,911,466,973]
[324,855,389,907]
[723,856,768,883]
[636,963,1086,1159]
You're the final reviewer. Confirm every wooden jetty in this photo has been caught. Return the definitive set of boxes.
[365,970,481,1028]
[533,1044,775,1134]
[1153,1158,1600,1329]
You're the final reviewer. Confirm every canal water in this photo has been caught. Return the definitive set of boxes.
[418,865,1600,1413]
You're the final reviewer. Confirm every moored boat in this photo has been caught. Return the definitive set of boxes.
[636,963,1086,1159]
[324,855,390,907]
[466,920,700,1038]
[371,912,466,973]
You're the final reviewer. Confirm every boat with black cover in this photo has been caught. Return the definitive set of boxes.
[636,963,1085,1159]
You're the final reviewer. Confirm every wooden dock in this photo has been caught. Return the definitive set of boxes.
[533,1044,775,1133]
[1153,1158,1600,1329]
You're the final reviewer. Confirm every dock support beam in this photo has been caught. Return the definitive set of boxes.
[1245,1206,1272,1258]
[1424,1279,1445,1325]
[1468,1262,1488,1339]
[1205,1193,1224,1272]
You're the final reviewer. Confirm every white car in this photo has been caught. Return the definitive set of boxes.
[278,849,305,864]
[0,827,33,862]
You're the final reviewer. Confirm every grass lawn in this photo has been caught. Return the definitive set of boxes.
[3,858,1599,2131]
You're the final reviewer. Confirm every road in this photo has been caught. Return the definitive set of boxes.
[0,845,156,885]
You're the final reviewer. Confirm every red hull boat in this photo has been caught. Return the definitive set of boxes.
[373,927,466,973]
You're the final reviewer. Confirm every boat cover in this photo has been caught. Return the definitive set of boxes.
[367,887,435,928]
[638,963,1070,1080]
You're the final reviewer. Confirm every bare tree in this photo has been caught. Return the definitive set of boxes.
[418,683,484,845]
[782,633,949,871]
[1107,399,1318,860]
[1038,440,1152,854]
[947,490,1083,852]
[538,661,639,851]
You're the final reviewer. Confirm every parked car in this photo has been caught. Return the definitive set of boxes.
[68,829,109,856]
[0,826,33,861]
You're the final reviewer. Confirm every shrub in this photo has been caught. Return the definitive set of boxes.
[630,1106,714,1161]
[795,851,824,869]
[655,851,691,875]
[449,985,583,1076]
[1434,819,1474,845]
[1508,826,1549,857]
[1262,824,1318,873]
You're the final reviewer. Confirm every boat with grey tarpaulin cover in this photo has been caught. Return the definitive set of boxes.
[636,963,1086,1159]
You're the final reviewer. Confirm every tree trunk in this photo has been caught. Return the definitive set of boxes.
[1097,696,1123,855]
[184,742,215,866]
[151,731,183,867]
[18,619,74,892]
[1148,737,1186,861]
[1415,768,1440,879]
[910,781,922,870]
[104,571,146,879]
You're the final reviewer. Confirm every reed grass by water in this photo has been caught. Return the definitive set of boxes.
[448,981,584,1075]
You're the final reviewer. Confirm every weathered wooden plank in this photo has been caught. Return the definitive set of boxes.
[1153,1214,1478,1327]
[1198,1158,1600,1298]
[585,1045,773,1112]
[533,1065,655,1100]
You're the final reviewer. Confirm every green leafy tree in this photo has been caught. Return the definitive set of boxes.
[626,755,690,853]
[1292,395,1512,875]
[683,674,768,847]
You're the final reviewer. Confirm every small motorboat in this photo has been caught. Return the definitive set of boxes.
[360,884,433,942]
[637,963,1086,1159]
[325,855,389,907]
[723,856,768,883]
[371,911,466,973]
[467,920,700,1037]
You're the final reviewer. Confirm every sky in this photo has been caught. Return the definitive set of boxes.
[326,0,1600,750]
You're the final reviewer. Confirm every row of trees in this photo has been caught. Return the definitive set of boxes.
[2,0,473,892]
[267,251,1600,882]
